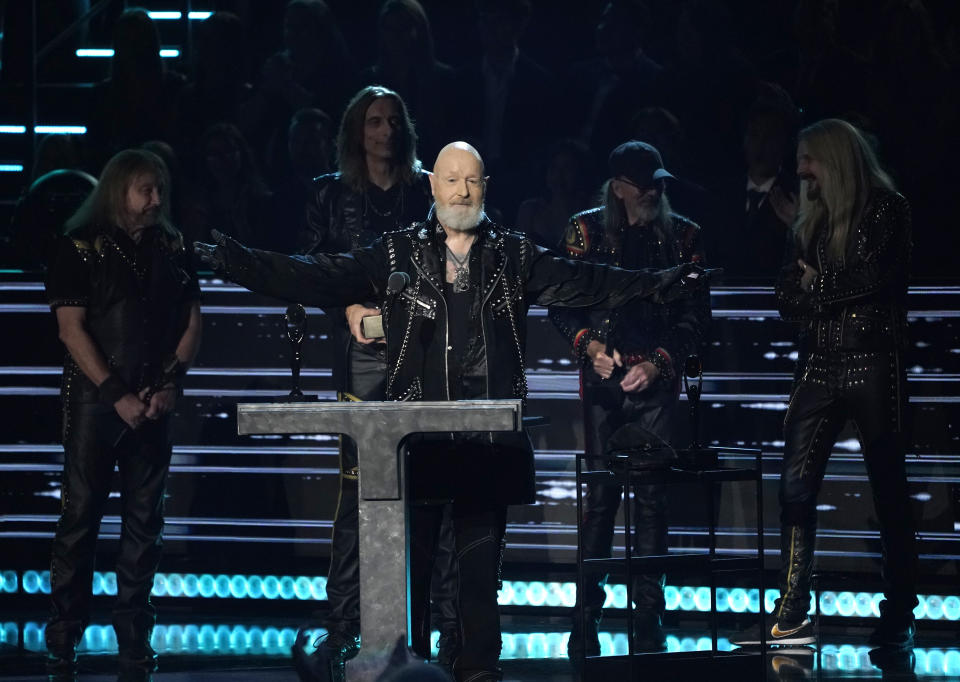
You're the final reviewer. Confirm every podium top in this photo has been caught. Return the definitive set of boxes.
[236,399,524,436]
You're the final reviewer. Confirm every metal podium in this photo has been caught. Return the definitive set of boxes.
[236,399,523,674]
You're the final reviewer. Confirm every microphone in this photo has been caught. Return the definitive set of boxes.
[387,271,410,294]
[684,355,702,379]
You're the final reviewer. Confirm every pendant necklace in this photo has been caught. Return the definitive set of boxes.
[446,245,471,293]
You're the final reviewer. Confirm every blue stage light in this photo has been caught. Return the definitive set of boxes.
[0,164,24,172]
[526,581,548,607]
[146,11,212,20]
[943,595,960,621]
[199,624,217,651]
[715,587,729,612]
[820,591,838,616]
[230,575,247,599]
[183,573,200,598]
[0,125,27,133]
[279,576,296,600]
[694,586,711,612]
[167,573,184,597]
[915,596,927,620]
[679,586,696,611]
[944,649,960,676]
[727,587,747,612]
[293,576,312,601]
[608,583,627,609]
[22,570,40,594]
[310,576,326,601]
[765,588,779,614]
[1,570,17,593]
[153,574,168,597]
[214,575,231,599]
[925,594,944,620]
[198,574,216,598]
[102,572,117,596]
[244,575,262,599]
[511,581,529,606]
[836,591,856,617]
[664,585,680,610]
[24,621,44,650]
[263,575,280,599]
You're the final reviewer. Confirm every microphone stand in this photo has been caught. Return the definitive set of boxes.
[284,304,316,401]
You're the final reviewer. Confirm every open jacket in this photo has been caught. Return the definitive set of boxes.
[215,214,680,503]
[549,207,710,389]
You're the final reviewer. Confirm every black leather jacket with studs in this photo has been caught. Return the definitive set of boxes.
[776,188,912,354]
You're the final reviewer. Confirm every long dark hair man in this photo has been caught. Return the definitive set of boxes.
[734,119,917,649]
[44,149,202,677]
[296,85,436,666]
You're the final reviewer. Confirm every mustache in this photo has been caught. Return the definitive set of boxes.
[798,173,816,181]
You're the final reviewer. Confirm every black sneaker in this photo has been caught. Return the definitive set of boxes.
[732,615,815,647]
[868,615,915,648]
[320,627,361,662]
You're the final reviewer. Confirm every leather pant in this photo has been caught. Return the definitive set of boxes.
[577,384,674,617]
[777,350,917,622]
[324,341,458,635]
[46,402,171,656]
[410,501,507,680]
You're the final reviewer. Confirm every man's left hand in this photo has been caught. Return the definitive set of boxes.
[620,361,660,393]
[141,385,176,420]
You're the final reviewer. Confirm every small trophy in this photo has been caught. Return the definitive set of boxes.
[285,304,307,399]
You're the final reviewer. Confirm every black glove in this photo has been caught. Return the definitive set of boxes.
[194,229,228,271]
[656,262,708,303]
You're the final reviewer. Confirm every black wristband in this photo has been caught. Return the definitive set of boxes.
[98,373,129,406]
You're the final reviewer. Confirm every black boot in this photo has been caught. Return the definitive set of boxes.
[567,608,601,660]
[45,621,82,681]
[632,612,666,652]
[112,611,157,674]
[869,600,916,648]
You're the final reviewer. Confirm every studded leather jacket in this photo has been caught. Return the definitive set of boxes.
[297,171,433,388]
[549,207,710,387]
[212,214,685,503]
[776,188,912,355]
[46,224,200,403]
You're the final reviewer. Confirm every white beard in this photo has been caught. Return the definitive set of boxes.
[436,202,484,232]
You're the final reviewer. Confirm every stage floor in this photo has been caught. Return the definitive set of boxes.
[1,612,956,681]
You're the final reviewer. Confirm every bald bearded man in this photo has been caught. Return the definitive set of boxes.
[196,142,703,681]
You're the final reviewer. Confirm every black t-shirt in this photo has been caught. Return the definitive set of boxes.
[443,281,478,400]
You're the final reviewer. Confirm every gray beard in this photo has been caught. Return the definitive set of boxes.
[632,199,661,226]
[436,203,484,232]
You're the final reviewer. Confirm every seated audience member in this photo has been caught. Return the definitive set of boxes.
[516,139,595,250]
[182,123,280,250]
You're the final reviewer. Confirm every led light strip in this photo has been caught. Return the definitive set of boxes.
[4,571,958,621]
[75,48,180,58]
[3,622,960,672]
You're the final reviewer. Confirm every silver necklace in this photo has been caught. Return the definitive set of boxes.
[365,184,404,218]
[445,245,471,293]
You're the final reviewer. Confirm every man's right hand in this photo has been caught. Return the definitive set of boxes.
[114,394,148,430]
[586,340,622,379]
[346,304,381,344]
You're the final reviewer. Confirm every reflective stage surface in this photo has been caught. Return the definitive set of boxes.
[1,613,958,681]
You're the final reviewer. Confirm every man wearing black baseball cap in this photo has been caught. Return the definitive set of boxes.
[551,140,711,659]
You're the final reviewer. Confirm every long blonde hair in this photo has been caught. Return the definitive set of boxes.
[795,118,894,262]
[65,148,181,248]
